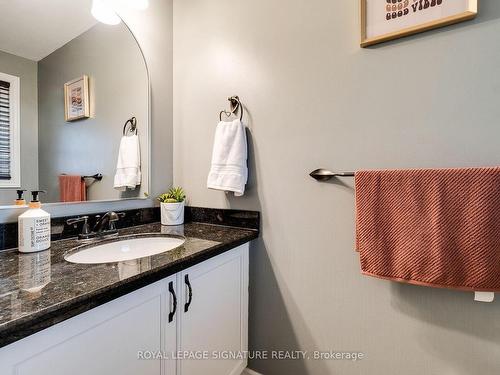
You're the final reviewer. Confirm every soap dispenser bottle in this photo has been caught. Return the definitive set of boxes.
[15,190,27,206]
[18,191,51,253]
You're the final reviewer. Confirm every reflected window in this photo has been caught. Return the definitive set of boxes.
[0,73,20,188]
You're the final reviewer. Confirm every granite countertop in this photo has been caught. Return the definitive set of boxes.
[0,221,258,348]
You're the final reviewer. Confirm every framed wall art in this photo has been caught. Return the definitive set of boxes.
[64,75,90,121]
[361,0,478,47]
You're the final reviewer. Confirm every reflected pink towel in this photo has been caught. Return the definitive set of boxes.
[59,175,86,202]
[355,167,500,291]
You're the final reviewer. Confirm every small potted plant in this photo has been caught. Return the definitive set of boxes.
[158,187,186,226]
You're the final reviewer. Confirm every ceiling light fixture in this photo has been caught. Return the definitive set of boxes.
[91,0,150,25]
[91,0,121,25]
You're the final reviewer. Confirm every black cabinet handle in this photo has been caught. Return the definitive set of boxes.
[184,274,193,313]
[168,281,177,323]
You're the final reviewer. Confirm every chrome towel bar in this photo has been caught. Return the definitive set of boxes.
[81,173,103,181]
[310,169,355,182]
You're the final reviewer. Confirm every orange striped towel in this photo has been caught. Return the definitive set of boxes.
[355,167,500,292]
[59,175,87,202]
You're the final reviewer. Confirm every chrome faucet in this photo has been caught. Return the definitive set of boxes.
[93,212,123,233]
[67,212,125,240]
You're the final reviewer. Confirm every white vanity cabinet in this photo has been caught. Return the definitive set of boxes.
[0,244,249,375]
[0,277,167,375]
[177,243,249,375]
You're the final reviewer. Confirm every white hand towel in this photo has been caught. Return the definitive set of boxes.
[114,134,141,191]
[207,119,248,196]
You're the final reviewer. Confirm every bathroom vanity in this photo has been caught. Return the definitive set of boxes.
[0,209,259,375]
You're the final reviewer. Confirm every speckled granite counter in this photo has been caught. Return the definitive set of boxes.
[0,220,258,348]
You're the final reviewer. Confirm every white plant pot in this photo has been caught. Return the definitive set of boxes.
[160,201,185,226]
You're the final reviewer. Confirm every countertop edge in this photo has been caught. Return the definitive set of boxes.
[0,230,258,349]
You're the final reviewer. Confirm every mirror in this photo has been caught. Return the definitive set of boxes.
[0,0,149,207]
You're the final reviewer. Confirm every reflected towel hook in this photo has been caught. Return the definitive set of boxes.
[219,96,243,121]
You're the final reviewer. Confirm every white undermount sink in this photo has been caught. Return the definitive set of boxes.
[64,235,185,264]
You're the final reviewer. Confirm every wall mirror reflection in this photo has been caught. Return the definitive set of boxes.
[0,0,149,207]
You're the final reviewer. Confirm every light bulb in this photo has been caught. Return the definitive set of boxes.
[91,0,121,25]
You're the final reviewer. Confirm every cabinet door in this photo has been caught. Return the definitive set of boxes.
[178,244,249,375]
[0,280,167,375]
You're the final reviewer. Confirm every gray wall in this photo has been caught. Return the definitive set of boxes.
[38,22,149,203]
[173,1,500,374]
[0,50,38,204]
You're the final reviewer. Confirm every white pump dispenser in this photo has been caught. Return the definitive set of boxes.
[18,190,51,253]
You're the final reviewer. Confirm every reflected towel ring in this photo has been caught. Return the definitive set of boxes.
[219,96,243,121]
[123,117,137,135]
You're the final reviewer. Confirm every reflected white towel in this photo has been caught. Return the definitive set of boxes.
[114,134,141,191]
[207,119,248,196]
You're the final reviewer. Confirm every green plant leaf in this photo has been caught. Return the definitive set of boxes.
[157,187,186,203]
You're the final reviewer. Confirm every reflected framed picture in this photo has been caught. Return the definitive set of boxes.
[361,0,478,47]
[64,75,90,121]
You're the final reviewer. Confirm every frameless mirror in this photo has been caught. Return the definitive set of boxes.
[0,0,149,207]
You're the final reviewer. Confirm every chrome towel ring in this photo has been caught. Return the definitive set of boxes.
[123,117,138,135]
[219,96,243,121]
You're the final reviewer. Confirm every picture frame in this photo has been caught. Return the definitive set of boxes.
[361,0,478,47]
[64,75,90,121]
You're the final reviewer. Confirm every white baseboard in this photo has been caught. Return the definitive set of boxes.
[242,368,264,375]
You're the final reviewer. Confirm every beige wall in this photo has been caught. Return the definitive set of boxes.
[173,1,500,374]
